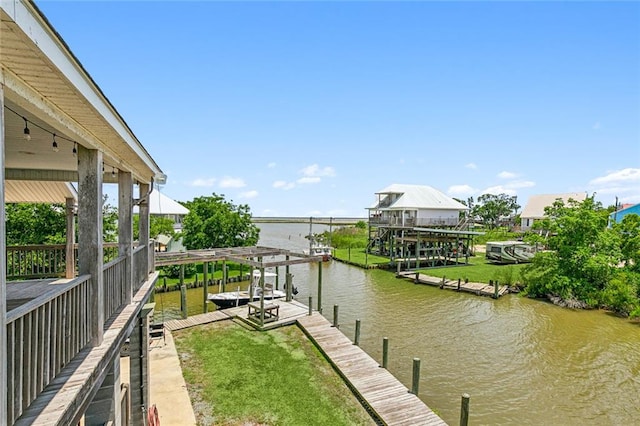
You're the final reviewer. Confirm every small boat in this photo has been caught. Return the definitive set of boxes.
[303,243,333,261]
[207,270,287,309]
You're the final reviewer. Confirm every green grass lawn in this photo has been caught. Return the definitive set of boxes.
[333,248,390,267]
[174,321,375,426]
[417,255,528,285]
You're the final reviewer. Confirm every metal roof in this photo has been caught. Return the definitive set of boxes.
[369,184,468,210]
[134,190,189,215]
[520,192,587,219]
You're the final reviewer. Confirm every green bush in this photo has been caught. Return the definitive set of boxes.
[160,263,197,279]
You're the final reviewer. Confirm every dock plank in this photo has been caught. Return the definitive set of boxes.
[298,313,447,426]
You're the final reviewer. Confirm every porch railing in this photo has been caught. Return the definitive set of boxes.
[6,275,93,425]
[103,257,128,321]
[369,217,459,227]
[132,242,149,292]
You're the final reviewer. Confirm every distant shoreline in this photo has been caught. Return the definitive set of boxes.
[252,217,365,225]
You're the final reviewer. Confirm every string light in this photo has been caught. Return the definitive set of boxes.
[4,105,78,155]
[23,117,31,141]
[112,167,116,178]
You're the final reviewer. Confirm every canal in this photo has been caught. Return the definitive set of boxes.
[154,222,640,425]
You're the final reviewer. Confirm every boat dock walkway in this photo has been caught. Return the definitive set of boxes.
[163,299,310,331]
[298,313,447,426]
[397,271,510,298]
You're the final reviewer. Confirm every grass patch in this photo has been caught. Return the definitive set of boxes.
[417,255,528,285]
[174,321,375,426]
[333,248,390,267]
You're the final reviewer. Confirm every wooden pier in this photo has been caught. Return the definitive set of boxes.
[298,313,447,426]
[398,271,509,298]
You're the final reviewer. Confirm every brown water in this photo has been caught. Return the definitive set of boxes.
[154,223,640,425]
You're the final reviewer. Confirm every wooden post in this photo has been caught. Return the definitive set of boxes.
[65,197,76,279]
[0,86,7,423]
[354,319,361,346]
[494,280,499,299]
[457,278,461,291]
[180,285,187,319]
[275,266,280,290]
[203,261,209,313]
[440,276,445,289]
[411,358,421,395]
[285,273,292,302]
[118,172,132,302]
[382,337,389,369]
[222,260,227,292]
[333,305,339,328]
[308,296,313,316]
[139,182,150,275]
[78,146,104,346]
[317,261,322,313]
[415,272,419,284]
[460,393,470,426]
[259,267,265,327]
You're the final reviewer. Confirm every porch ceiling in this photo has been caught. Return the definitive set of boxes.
[5,180,77,203]
[0,4,164,185]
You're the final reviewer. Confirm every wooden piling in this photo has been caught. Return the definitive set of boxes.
[382,337,389,369]
[308,296,313,316]
[317,261,323,313]
[457,278,461,291]
[493,280,499,299]
[180,285,187,319]
[333,304,339,328]
[411,358,421,395]
[460,393,470,426]
[203,261,209,313]
[354,319,361,346]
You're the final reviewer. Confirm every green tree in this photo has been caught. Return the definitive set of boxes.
[133,215,176,240]
[181,193,259,249]
[614,214,640,271]
[6,203,67,245]
[472,193,519,229]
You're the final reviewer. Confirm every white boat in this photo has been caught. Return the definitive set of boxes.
[207,270,287,309]
[303,244,333,261]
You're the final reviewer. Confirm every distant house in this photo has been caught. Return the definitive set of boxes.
[135,189,190,230]
[368,183,468,228]
[609,203,640,226]
[520,192,587,231]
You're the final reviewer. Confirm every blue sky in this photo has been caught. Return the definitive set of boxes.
[36,1,639,217]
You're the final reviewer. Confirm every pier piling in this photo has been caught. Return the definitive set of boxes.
[382,337,389,369]
[460,393,470,426]
[411,358,421,395]
[354,319,361,346]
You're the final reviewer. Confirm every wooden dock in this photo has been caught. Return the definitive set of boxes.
[164,299,310,332]
[297,313,447,426]
[398,271,509,298]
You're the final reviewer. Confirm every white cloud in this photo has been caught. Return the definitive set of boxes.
[297,176,321,184]
[327,209,348,217]
[238,190,258,199]
[190,178,216,187]
[300,164,336,177]
[261,208,279,217]
[465,163,477,170]
[589,168,640,185]
[219,176,246,188]
[267,162,276,168]
[480,185,517,196]
[305,209,323,216]
[273,180,295,190]
[507,180,535,189]
[498,171,518,179]
[447,185,477,197]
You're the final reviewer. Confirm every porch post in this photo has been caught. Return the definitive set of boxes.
[119,172,133,304]
[65,197,76,279]
[0,82,8,425]
[139,182,150,276]
[84,357,122,426]
[78,146,104,346]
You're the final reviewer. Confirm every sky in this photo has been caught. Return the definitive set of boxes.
[35,1,640,217]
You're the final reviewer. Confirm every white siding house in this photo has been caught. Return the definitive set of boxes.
[520,192,587,231]
[368,184,468,227]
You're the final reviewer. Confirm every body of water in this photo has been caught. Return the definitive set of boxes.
[155,222,640,425]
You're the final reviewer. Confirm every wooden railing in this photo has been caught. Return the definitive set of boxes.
[369,217,459,227]
[103,257,128,321]
[133,243,148,292]
[5,275,93,425]
[6,243,126,280]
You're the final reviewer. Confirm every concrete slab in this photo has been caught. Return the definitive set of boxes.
[149,330,197,425]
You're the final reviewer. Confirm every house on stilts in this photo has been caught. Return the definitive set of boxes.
[2,1,165,424]
[367,184,482,268]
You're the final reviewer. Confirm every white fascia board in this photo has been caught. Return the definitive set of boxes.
[2,0,163,179]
